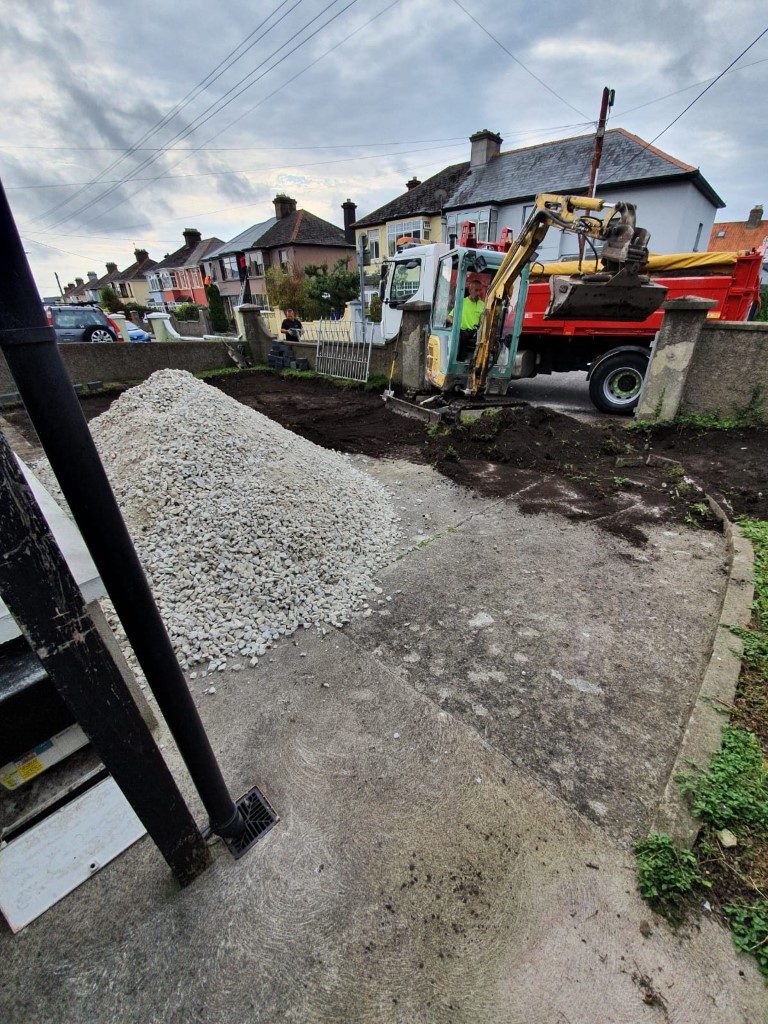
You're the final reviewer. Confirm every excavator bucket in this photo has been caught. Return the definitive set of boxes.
[546,272,667,323]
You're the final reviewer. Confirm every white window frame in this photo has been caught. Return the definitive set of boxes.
[386,218,431,256]
[189,267,202,288]
[249,250,265,277]
[368,229,380,262]
[278,248,290,268]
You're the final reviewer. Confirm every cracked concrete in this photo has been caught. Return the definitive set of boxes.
[2,459,763,1023]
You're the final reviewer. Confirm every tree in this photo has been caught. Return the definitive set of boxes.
[205,282,229,333]
[265,263,323,319]
[100,285,125,313]
[304,258,359,315]
[368,294,382,323]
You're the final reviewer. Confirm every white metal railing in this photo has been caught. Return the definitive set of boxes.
[315,320,372,382]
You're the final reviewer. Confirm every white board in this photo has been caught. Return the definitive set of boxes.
[0,777,146,932]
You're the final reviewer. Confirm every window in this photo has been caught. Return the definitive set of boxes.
[368,229,380,262]
[279,248,289,268]
[52,309,108,328]
[387,219,430,256]
[389,258,422,305]
[207,262,218,282]
[433,254,459,328]
[118,282,133,298]
[148,274,161,292]
[177,269,189,290]
[249,250,265,276]
[160,271,174,289]
[693,222,704,252]
[521,204,534,228]
[189,268,202,288]
[220,255,239,280]
[716,229,726,238]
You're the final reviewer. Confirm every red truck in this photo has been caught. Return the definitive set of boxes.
[519,248,764,412]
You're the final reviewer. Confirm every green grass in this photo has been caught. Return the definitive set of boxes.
[634,832,708,921]
[196,364,389,393]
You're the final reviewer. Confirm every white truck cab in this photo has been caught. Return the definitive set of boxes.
[379,243,448,342]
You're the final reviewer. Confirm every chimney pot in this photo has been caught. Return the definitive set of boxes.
[406,177,421,191]
[134,248,149,262]
[183,228,202,246]
[469,129,503,169]
[106,262,118,273]
[747,204,763,229]
[87,271,98,281]
[341,198,357,244]
[273,194,297,219]
[75,277,84,285]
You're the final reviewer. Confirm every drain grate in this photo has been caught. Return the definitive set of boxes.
[225,785,278,860]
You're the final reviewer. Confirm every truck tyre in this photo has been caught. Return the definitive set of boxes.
[589,351,648,415]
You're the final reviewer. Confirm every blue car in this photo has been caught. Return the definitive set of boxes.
[128,327,151,343]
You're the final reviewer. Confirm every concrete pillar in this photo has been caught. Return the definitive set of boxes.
[108,312,133,344]
[235,305,271,363]
[399,305,431,394]
[146,311,172,342]
[635,296,717,421]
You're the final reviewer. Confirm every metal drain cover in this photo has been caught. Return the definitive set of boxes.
[225,785,278,860]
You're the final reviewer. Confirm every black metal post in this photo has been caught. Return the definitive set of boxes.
[0,430,210,884]
[0,178,245,842]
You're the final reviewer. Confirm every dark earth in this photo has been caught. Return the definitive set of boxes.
[4,369,767,543]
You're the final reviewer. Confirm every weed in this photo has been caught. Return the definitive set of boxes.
[685,501,718,529]
[635,832,708,920]
[444,445,459,461]
[425,422,439,438]
[677,727,768,834]
[724,901,768,979]
[612,475,632,489]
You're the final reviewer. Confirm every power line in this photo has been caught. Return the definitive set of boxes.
[615,55,768,116]
[611,24,768,180]
[79,0,398,231]
[30,0,301,226]
[42,0,353,232]
[449,0,589,119]
[8,121,595,192]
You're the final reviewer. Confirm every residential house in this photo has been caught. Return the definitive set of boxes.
[146,228,223,306]
[353,128,724,268]
[351,164,469,273]
[67,271,102,303]
[112,248,157,305]
[709,205,768,283]
[202,195,355,314]
[93,261,122,301]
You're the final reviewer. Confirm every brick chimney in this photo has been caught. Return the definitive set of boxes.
[406,177,421,191]
[470,129,502,169]
[75,277,84,286]
[66,282,75,291]
[134,248,149,262]
[183,228,202,247]
[87,271,98,282]
[106,262,118,273]
[747,204,763,229]
[341,199,357,244]
[273,194,297,219]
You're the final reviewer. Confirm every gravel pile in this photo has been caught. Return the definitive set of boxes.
[88,370,398,674]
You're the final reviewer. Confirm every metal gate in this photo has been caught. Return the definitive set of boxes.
[315,320,372,383]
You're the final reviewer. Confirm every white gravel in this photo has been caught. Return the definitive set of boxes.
[87,370,398,675]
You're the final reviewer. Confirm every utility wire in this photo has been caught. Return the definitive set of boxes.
[449,0,589,119]
[42,0,353,231]
[31,0,301,225]
[612,24,768,179]
[615,56,768,117]
[80,0,395,230]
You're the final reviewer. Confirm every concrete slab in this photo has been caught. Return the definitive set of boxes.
[2,462,761,1022]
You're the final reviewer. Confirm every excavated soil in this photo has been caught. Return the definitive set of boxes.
[4,370,768,543]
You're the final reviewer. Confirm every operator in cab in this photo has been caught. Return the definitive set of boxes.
[448,276,485,361]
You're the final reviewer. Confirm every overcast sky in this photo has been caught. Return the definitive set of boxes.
[3,0,766,296]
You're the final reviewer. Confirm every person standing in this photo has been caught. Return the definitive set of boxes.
[280,308,303,341]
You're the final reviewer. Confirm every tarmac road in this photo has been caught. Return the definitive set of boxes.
[504,370,607,420]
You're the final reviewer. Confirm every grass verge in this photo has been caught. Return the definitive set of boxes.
[634,517,768,982]
[196,364,388,393]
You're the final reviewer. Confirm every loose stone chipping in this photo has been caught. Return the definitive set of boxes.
[86,370,398,676]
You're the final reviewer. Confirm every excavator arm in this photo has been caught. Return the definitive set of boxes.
[466,193,666,397]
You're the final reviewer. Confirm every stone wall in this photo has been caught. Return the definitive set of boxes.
[0,341,235,395]
[681,321,768,419]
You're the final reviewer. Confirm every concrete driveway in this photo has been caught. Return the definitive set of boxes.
[2,460,762,1024]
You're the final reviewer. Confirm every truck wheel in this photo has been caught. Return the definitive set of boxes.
[589,352,647,415]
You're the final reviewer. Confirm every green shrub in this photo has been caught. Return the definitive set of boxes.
[677,727,768,833]
[635,832,707,919]
[173,303,200,321]
[724,901,768,979]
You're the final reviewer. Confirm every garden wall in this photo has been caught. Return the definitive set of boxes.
[680,321,768,419]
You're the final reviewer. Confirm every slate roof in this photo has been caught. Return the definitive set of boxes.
[254,209,353,249]
[94,265,122,291]
[708,218,768,253]
[153,237,224,272]
[446,128,724,209]
[114,252,157,282]
[352,162,470,228]
[205,216,278,260]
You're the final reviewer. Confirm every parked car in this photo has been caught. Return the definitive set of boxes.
[45,303,120,344]
[128,326,151,343]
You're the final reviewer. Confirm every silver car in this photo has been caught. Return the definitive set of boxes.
[46,304,119,344]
